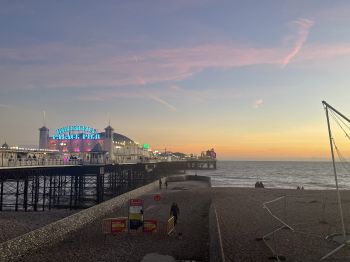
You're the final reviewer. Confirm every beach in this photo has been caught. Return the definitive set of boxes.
[0,209,78,243]
[2,178,350,261]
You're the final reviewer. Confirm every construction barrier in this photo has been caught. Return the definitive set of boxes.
[111,217,128,234]
[102,217,128,235]
[143,220,157,233]
[167,216,175,235]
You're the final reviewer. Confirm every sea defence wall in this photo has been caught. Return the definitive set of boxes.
[165,174,212,187]
[0,180,158,262]
[166,174,225,262]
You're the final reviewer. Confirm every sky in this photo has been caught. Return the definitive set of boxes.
[1,0,350,160]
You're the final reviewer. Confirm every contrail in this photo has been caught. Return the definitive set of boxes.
[149,94,177,112]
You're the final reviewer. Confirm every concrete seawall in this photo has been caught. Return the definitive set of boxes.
[166,175,225,262]
[0,180,158,262]
[165,174,212,187]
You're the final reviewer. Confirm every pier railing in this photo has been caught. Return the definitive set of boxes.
[2,158,81,167]
[1,158,217,169]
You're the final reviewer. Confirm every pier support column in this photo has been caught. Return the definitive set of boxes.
[96,167,104,204]
[23,177,28,211]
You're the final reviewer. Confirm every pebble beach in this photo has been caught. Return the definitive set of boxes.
[2,178,350,261]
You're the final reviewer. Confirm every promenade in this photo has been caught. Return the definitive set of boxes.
[14,179,211,262]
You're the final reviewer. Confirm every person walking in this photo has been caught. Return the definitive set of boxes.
[159,178,162,189]
[170,202,180,225]
[165,180,168,189]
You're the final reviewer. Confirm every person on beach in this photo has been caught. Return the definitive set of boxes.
[255,181,265,188]
[170,202,180,225]
[159,178,162,189]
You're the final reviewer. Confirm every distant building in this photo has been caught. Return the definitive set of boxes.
[201,148,216,159]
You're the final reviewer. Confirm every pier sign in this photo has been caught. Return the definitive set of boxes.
[129,199,143,230]
[52,125,101,140]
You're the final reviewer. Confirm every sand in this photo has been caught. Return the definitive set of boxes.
[3,181,350,261]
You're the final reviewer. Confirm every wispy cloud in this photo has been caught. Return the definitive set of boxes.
[0,43,283,90]
[282,18,314,68]
[148,94,177,111]
[5,17,350,91]
[253,99,263,109]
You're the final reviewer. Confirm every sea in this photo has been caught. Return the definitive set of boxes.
[186,161,350,190]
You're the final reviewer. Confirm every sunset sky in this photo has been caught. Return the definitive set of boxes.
[1,1,350,160]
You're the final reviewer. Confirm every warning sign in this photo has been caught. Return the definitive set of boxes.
[111,217,128,233]
[129,199,143,230]
[143,220,157,233]
[154,194,161,201]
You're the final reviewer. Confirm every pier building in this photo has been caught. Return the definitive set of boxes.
[40,124,152,164]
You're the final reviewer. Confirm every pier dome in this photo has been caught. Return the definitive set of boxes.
[99,132,135,145]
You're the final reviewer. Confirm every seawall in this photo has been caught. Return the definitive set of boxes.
[0,180,158,262]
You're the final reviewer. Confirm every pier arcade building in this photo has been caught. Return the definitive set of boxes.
[39,124,151,164]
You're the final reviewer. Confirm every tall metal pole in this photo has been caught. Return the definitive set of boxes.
[324,103,347,242]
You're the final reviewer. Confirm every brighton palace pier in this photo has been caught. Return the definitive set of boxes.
[0,124,216,211]
[1,124,154,166]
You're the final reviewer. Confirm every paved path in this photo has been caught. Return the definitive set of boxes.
[17,180,211,262]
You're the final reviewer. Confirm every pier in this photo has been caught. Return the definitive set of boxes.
[0,160,216,211]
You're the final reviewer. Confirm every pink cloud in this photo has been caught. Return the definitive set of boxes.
[282,18,314,68]
[3,18,350,91]
[0,43,283,90]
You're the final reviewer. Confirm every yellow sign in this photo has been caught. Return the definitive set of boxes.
[143,220,157,233]
[167,216,175,235]
[102,217,128,234]
[111,217,128,233]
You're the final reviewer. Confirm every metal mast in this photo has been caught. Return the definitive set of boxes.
[321,101,349,260]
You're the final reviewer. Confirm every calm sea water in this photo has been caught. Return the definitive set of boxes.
[186,161,350,190]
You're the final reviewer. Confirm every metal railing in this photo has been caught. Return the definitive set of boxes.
[1,158,81,167]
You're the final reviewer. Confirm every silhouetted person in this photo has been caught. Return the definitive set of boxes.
[165,181,168,189]
[159,178,162,189]
[170,202,180,225]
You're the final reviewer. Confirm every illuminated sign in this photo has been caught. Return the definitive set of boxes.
[52,125,101,140]
[143,144,150,149]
